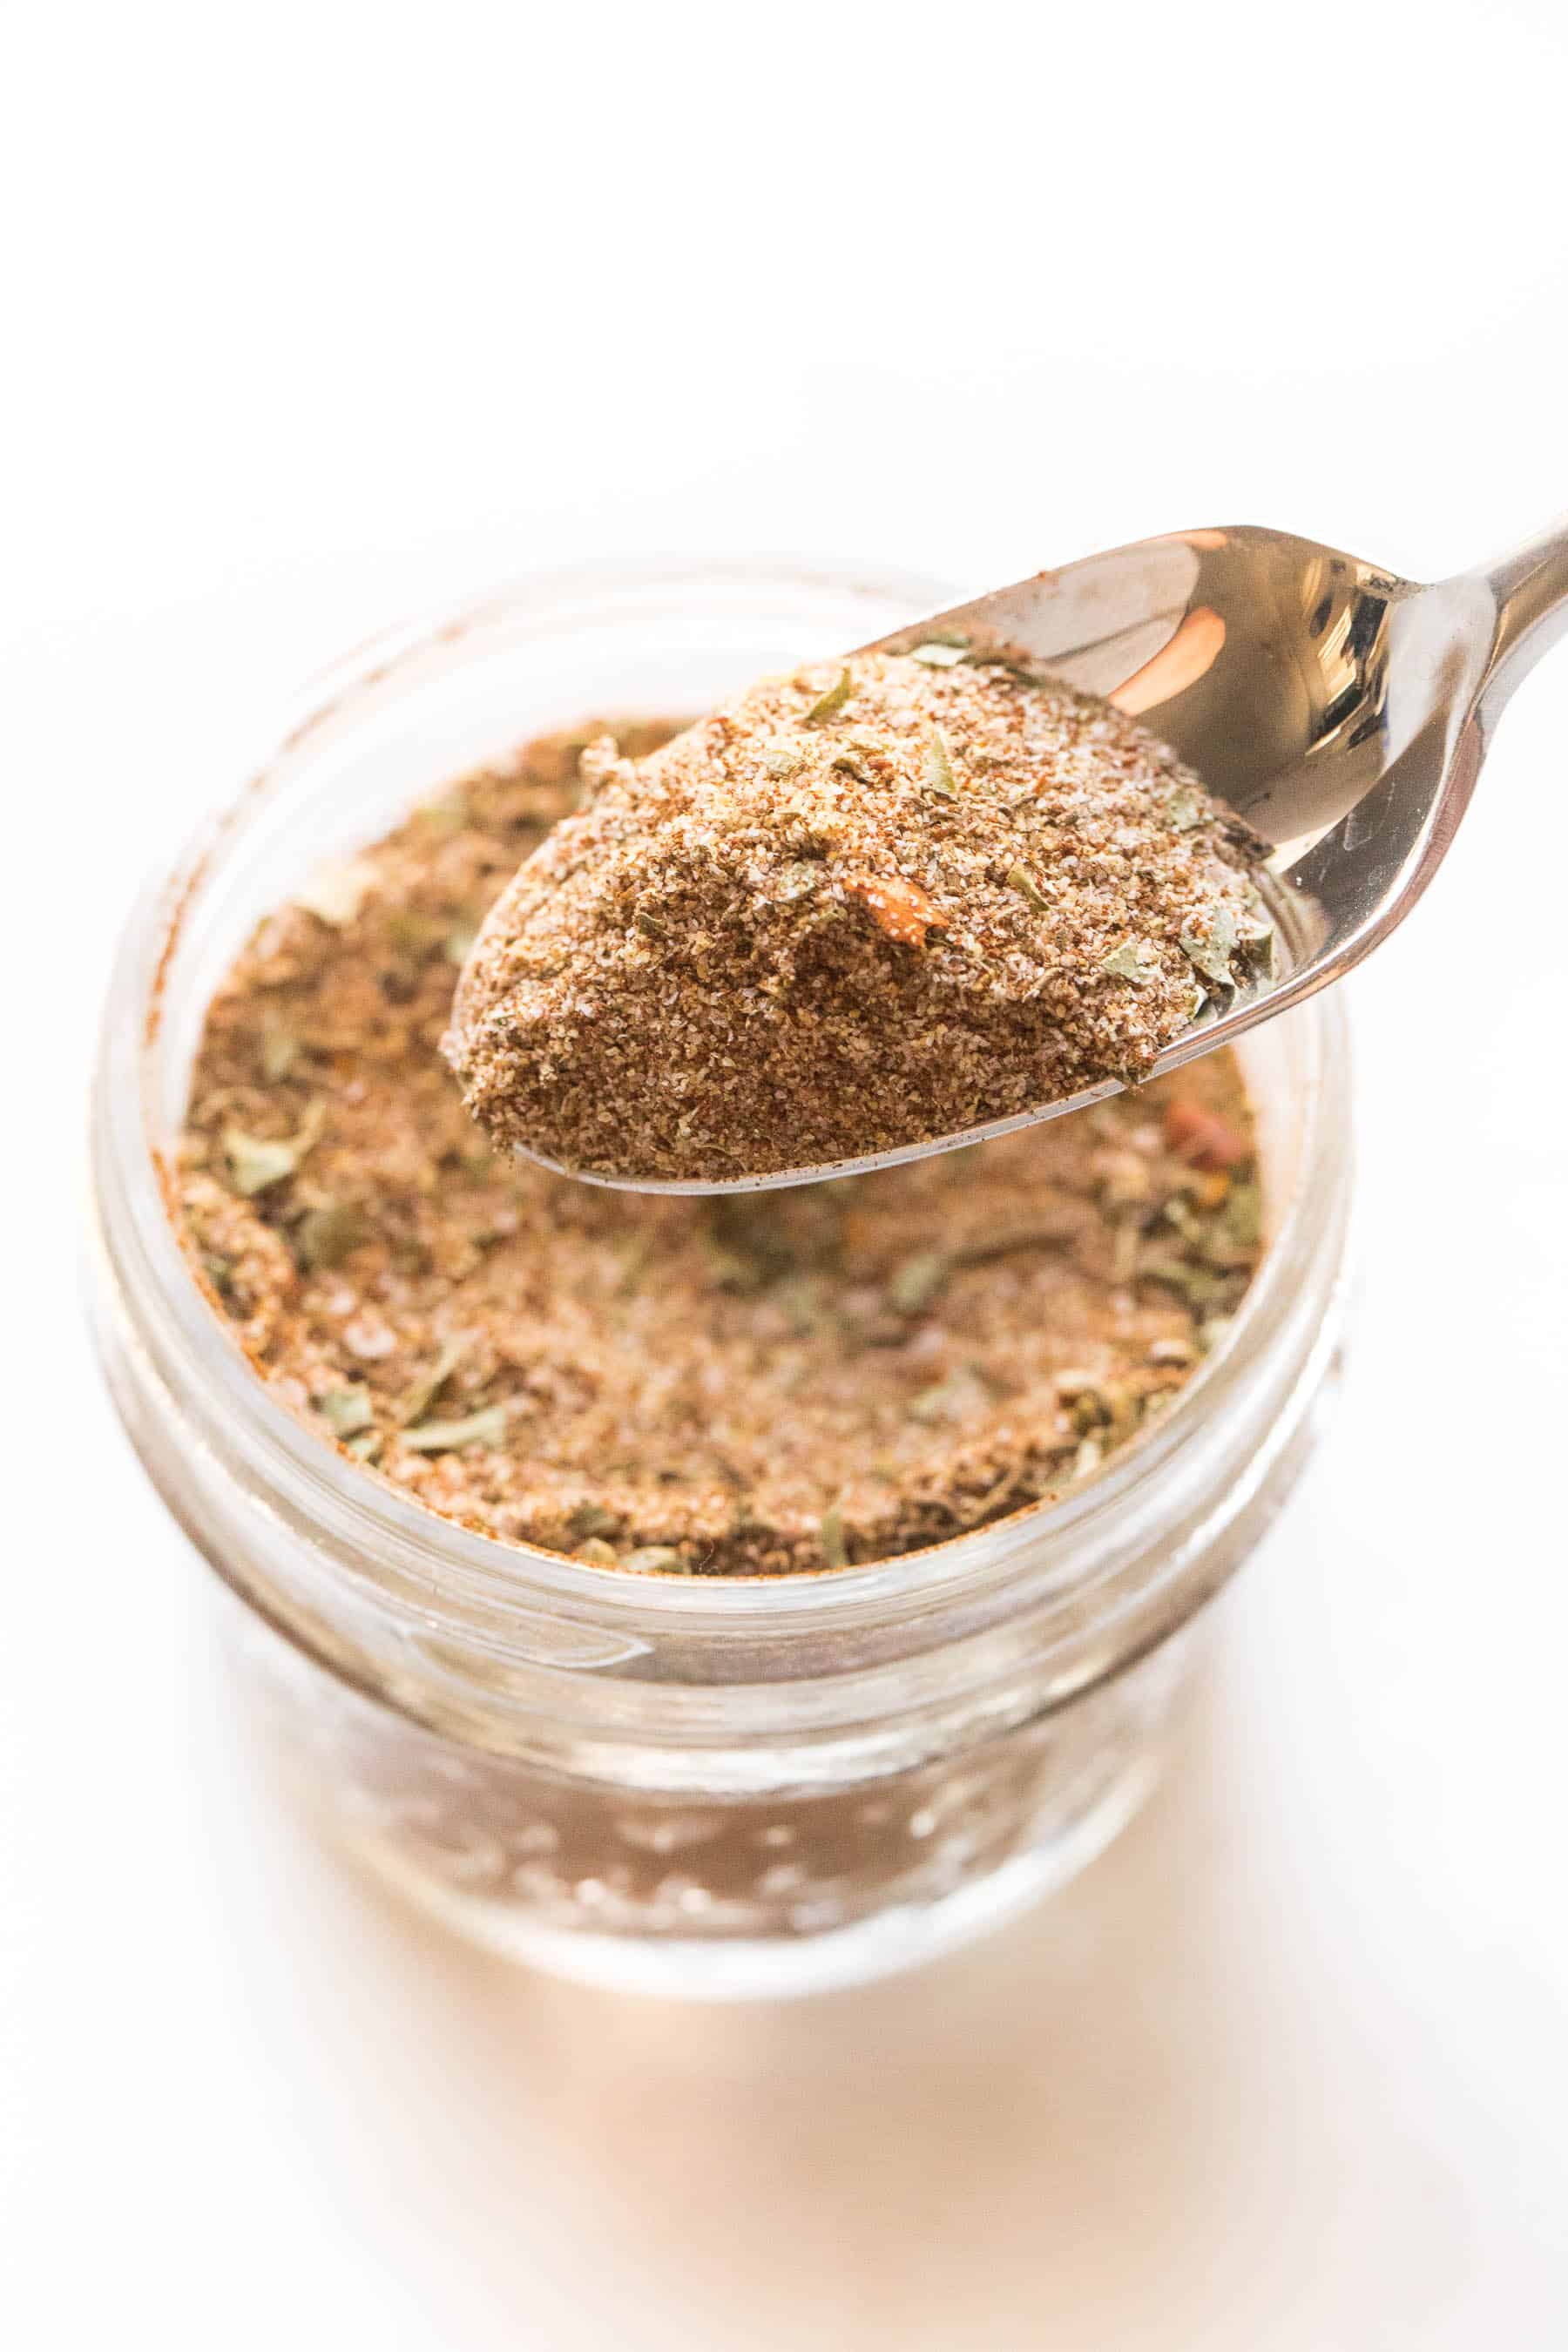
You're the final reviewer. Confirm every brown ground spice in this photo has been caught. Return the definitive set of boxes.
[447,652,1271,1181]
[172,718,1265,1578]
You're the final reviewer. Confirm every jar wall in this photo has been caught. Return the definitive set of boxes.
[221,1579,1197,1997]
[210,1327,1335,1998]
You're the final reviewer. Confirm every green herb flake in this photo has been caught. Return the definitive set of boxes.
[1006,864,1049,912]
[1179,904,1241,990]
[623,1545,688,1574]
[1140,1259,1234,1308]
[1220,1179,1263,1250]
[319,1386,375,1437]
[774,860,823,904]
[905,640,969,667]
[700,1233,767,1293]
[1165,785,1206,831]
[634,907,668,939]
[201,1254,233,1295]
[922,723,958,796]
[1161,1195,1201,1240]
[400,1404,507,1454]
[399,1336,467,1425]
[295,859,376,929]
[576,1538,618,1566]
[908,1366,989,1425]
[415,793,469,835]
[775,1274,828,1335]
[345,1430,383,1462]
[260,1018,300,1082]
[223,1132,301,1197]
[760,742,804,779]
[887,1250,950,1315]
[569,1501,620,1539]
[1068,1386,1111,1436]
[831,753,875,785]
[386,909,451,959]
[819,1505,848,1569]
[222,1101,324,1197]
[1101,939,1158,985]
[803,667,853,725]
[295,1201,368,1271]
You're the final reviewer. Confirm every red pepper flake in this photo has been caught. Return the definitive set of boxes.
[844,873,943,948]
[1164,1098,1250,1170]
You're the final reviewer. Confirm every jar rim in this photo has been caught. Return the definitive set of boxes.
[91,554,1353,1663]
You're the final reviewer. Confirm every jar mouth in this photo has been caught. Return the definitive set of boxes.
[92,555,1353,1646]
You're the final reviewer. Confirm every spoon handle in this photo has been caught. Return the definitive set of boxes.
[1468,516,1568,733]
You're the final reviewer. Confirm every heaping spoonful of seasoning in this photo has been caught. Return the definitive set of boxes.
[444,520,1568,1193]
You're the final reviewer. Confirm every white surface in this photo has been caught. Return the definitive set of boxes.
[4,3,1567,2344]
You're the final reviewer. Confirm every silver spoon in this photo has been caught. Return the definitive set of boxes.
[537,518,1568,1194]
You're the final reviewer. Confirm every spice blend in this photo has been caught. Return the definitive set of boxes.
[173,717,1266,1577]
[447,652,1272,1180]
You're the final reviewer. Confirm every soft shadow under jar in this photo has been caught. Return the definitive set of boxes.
[88,559,1353,1998]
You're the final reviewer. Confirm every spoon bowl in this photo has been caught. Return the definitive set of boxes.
[530,519,1568,1193]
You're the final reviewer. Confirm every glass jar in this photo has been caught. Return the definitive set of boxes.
[87,558,1353,1999]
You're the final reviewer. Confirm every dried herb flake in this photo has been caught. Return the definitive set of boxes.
[260,1019,300,1082]
[1180,905,1241,990]
[319,1387,375,1437]
[400,1405,507,1454]
[386,909,452,959]
[803,668,853,724]
[909,1366,989,1425]
[296,859,376,929]
[399,1336,467,1425]
[222,1101,324,1197]
[295,1201,368,1271]
[623,1545,687,1574]
[922,724,958,796]
[1220,1179,1262,1249]
[888,1251,950,1315]
[1101,939,1158,985]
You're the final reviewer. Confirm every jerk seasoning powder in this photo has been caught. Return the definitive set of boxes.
[172,715,1267,1578]
[446,652,1272,1182]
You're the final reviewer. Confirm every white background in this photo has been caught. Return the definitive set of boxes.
[4,3,1567,2345]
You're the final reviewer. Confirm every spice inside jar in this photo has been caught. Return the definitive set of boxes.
[171,714,1267,1576]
